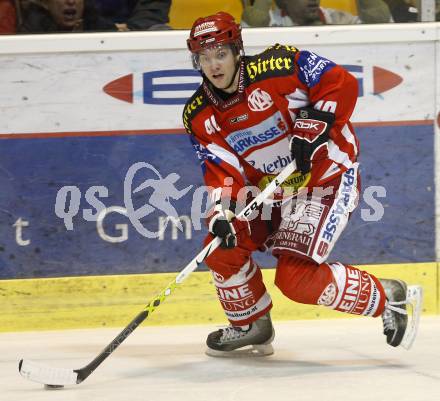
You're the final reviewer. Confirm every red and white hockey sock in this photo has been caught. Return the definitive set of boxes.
[276,256,385,317]
[319,262,385,317]
[211,259,272,326]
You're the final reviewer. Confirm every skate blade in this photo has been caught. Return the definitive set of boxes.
[400,285,423,350]
[205,343,274,358]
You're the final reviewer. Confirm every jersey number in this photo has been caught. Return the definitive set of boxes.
[204,115,220,135]
[314,100,337,113]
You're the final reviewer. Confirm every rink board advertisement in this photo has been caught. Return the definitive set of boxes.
[0,42,436,133]
[0,38,436,279]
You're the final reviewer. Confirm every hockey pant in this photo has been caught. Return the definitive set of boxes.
[204,164,386,326]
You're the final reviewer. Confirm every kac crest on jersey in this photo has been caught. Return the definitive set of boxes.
[247,88,274,112]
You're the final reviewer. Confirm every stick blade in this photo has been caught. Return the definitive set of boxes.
[19,359,78,386]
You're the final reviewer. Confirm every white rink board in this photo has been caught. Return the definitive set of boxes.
[0,25,438,134]
[0,24,438,262]
[0,50,194,133]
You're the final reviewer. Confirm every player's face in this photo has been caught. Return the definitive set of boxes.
[198,45,239,93]
[284,0,321,25]
[48,0,84,29]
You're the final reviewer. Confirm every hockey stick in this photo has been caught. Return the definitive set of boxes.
[19,161,298,387]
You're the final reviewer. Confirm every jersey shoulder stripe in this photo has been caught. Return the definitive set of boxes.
[182,85,209,134]
[245,44,298,84]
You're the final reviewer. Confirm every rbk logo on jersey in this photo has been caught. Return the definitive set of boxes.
[247,88,273,112]
[103,67,403,105]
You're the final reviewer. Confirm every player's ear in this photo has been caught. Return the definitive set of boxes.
[231,45,241,61]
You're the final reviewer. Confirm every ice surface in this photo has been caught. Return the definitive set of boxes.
[1,317,439,401]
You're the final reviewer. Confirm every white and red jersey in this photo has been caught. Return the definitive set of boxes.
[183,44,359,203]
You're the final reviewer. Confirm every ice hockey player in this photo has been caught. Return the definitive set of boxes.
[183,11,422,356]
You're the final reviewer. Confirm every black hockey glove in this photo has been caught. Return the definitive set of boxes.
[290,107,335,175]
[208,205,251,249]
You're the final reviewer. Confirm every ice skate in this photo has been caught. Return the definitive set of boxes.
[380,279,423,349]
[206,313,275,357]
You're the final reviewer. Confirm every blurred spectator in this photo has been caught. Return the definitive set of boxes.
[18,0,171,33]
[242,0,394,26]
[265,0,361,25]
[241,0,272,27]
[19,0,115,32]
[384,0,439,22]
[0,0,17,34]
[94,0,171,31]
[383,0,417,21]
[357,0,393,23]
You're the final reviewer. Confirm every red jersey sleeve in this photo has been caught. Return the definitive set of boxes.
[189,133,246,204]
[293,50,360,176]
[295,50,358,132]
[183,97,246,204]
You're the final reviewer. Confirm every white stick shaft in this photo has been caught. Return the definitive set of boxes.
[175,161,297,284]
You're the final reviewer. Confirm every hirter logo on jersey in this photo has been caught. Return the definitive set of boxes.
[248,88,273,112]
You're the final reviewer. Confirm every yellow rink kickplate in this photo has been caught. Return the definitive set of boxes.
[0,262,438,332]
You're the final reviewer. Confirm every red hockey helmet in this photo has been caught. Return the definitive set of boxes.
[187,12,243,54]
